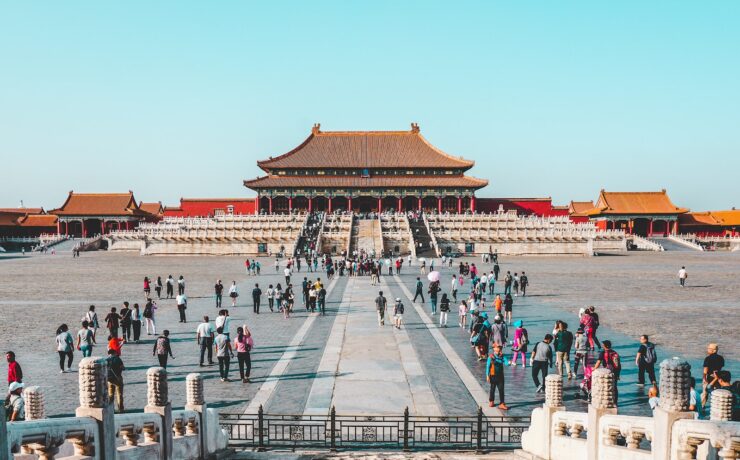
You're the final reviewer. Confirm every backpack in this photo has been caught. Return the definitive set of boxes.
[489,357,497,377]
[519,329,529,347]
[143,304,153,319]
[155,337,167,355]
[604,350,622,375]
[644,343,657,364]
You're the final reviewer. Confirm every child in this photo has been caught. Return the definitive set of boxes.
[648,386,660,410]
[458,300,468,328]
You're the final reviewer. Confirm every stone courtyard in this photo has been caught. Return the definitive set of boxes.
[0,250,737,419]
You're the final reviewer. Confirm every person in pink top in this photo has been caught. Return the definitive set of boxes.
[233,326,254,383]
[510,321,529,367]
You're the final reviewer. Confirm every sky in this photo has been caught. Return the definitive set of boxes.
[2,1,739,211]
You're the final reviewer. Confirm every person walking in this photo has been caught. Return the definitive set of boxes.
[153,330,174,368]
[486,344,509,410]
[214,327,234,382]
[413,277,425,303]
[317,284,327,315]
[375,290,387,326]
[491,315,508,347]
[176,292,188,323]
[503,293,514,324]
[7,382,25,421]
[228,281,239,307]
[143,300,157,335]
[233,326,254,383]
[678,266,688,287]
[77,321,95,357]
[155,276,163,299]
[428,281,440,315]
[252,283,262,314]
[554,322,574,380]
[573,327,588,377]
[166,275,174,298]
[458,300,468,329]
[177,275,186,295]
[56,324,74,373]
[119,302,132,342]
[284,266,291,286]
[636,335,658,386]
[215,280,224,308]
[504,272,512,295]
[439,293,450,327]
[393,298,404,329]
[510,320,528,367]
[520,272,529,297]
[450,275,458,302]
[143,276,151,299]
[493,294,503,316]
[530,334,553,393]
[215,309,232,340]
[104,307,120,338]
[513,273,520,297]
[196,316,215,367]
[83,305,99,339]
[593,340,622,404]
[106,349,125,413]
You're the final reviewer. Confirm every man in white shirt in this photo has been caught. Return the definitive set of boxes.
[480,273,488,295]
[215,310,231,339]
[284,267,291,285]
[678,266,687,287]
[196,316,215,366]
[176,293,188,323]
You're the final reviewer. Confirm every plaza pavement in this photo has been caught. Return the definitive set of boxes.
[0,251,737,418]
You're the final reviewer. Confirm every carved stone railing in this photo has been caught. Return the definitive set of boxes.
[6,417,99,459]
[599,414,654,458]
[114,412,163,460]
[671,418,740,459]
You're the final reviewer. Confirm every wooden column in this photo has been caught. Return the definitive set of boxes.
[288,197,293,213]
[418,197,422,211]
[328,197,332,213]
[377,198,382,213]
[268,197,273,214]
[437,197,442,213]
[470,195,476,212]
[56,219,61,235]
[81,219,87,238]
[101,219,106,235]
[308,197,313,213]
[457,196,462,214]
[347,197,352,212]
[397,197,402,212]
[648,219,654,236]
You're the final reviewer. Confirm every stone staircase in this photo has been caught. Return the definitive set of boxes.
[349,217,383,256]
[408,214,436,257]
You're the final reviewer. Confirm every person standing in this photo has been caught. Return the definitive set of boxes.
[486,344,509,410]
[573,327,588,377]
[530,334,553,393]
[233,326,254,383]
[510,320,528,368]
[413,278,425,303]
[703,343,725,387]
[153,330,174,368]
[131,304,143,343]
[229,281,239,307]
[678,266,688,287]
[56,324,74,373]
[503,293,514,325]
[593,340,622,405]
[520,272,529,297]
[166,275,174,298]
[636,335,658,386]
[513,273,520,297]
[120,302,132,342]
[143,276,151,299]
[317,284,327,315]
[493,262,500,283]
[155,276,163,299]
[214,327,234,382]
[196,316,215,367]
[252,283,262,314]
[439,293,450,327]
[503,272,512,295]
[375,290,387,326]
[554,322,574,380]
[7,382,25,421]
[458,300,468,329]
[215,309,232,340]
[6,351,23,385]
[393,298,404,329]
[450,275,458,302]
[215,280,224,309]
[143,300,157,335]
[76,321,95,357]
[104,307,120,338]
[178,275,186,295]
[266,284,275,312]
[107,349,125,413]
[284,266,291,286]
[176,292,188,323]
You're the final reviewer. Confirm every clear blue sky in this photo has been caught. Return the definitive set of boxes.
[2,1,738,210]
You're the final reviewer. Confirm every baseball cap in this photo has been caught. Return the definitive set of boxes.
[8,382,24,393]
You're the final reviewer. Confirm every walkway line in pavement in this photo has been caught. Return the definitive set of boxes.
[302,277,354,416]
[392,274,503,417]
[244,275,340,414]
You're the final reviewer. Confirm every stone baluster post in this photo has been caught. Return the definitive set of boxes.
[587,368,617,459]
[145,367,173,460]
[185,373,208,457]
[23,386,45,421]
[710,389,734,422]
[655,358,693,460]
[540,374,565,458]
[76,357,116,460]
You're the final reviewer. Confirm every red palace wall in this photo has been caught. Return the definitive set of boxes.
[476,198,568,217]
[164,199,256,217]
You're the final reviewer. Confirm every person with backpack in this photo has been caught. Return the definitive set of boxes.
[152,330,174,368]
[486,344,509,410]
[6,382,25,421]
[317,285,327,315]
[83,305,99,340]
[393,298,404,329]
[554,322,574,380]
[510,320,528,367]
[439,293,451,327]
[107,349,125,413]
[76,321,96,357]
[233,326,254,383]
[503,272,513,295]
[104,307,120,338]
[530,334,553,393]
[428,281,440,315]
[636,335,658,386]
[594,340,621,405]
[119,302,132,341]
[55,324,75,372]
[143,300,157,335]
[490,315,508,347]
[573,327,589,377]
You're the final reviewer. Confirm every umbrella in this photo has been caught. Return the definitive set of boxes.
[427,271,440,282]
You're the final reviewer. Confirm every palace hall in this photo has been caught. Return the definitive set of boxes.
[244,123,488,214]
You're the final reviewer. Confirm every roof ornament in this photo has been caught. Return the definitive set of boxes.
[410,122,420,133]
[312,123,321,135]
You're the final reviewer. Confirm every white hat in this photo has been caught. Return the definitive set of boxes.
[396,298,401,302]
[8,382,24,393]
